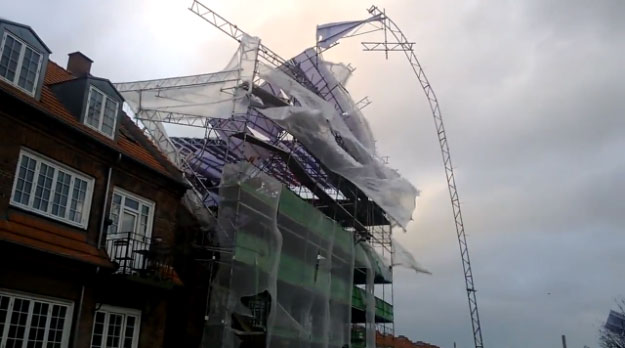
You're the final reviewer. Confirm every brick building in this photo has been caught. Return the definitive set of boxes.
[0,18,202,348]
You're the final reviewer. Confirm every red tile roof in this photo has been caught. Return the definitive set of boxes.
[0,60,183,182]
[0,212,113,268]
[376,332,440,348]
[45,60,75,84]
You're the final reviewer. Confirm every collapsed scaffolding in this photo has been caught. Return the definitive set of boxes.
[114,3,429,347]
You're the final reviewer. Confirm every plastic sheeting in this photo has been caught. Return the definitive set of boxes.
[206,162,355,348]
[289,48,376,152]
[316,14,383,48]
[392,238,431,275]
[360,242,377,348]
[117,35,418,228]
[119,34,259,120]
[257,62,418,228]
[322,61,353,86]
[202,162,282,348]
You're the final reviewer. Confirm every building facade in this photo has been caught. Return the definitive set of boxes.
[0,18,193,348]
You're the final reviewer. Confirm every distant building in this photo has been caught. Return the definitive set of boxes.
[605,310,625,334]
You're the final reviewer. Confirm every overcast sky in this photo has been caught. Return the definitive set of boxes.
[3,0,624,347]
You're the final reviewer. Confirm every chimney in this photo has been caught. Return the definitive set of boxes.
[66,51,92,77]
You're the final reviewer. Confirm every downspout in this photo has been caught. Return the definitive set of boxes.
[97,153,121,249]
[72,285,85,348]
[77,153,119,348]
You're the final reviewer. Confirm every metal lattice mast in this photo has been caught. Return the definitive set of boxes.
[361,6,485,348]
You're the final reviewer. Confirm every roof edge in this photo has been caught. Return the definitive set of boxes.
[0,18,52,53]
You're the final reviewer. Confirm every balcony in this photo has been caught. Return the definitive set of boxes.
[105,232,180,287]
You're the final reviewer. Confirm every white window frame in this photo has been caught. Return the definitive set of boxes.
[109,188,155,240]
[84,85,119,139]
[0,31,43,96]
[0,289,74,348]
[10,148,95,229]
[90,305,141,348]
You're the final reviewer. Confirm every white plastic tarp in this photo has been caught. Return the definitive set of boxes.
[316,14,383,48]
[392,238,431,275]
[257,63,418,228]
[117,34,260,120]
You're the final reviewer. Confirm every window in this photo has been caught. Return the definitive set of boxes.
[0,290,73,348]
[90,305,140,348]
[85,86,118,138]
[0,32,42,95]
[106,189,155,274]
[108,189,154,240]
[10,149,94,229]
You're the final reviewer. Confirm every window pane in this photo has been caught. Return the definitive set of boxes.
[13,154,37,205]
[33,163,55,212]
[47,305,67,348]
[121,212,137,234]
[86,89,104,129]
[108,194,122,234]
[69,178,88,223]
[102,98,117,136]
[51,171,72,218]
[26,301,49,348]
[105,314,123,348]
[124,198,139,210]
[91,311,106,348]
[122,316,136,348]
[17,47,40,93]
[6,298,31,348]
[0,35,22,82]
[139,212,149,237]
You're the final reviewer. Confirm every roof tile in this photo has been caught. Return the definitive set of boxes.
[0,60,183,182]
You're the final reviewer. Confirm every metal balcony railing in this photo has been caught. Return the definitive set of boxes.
[105,232,175,282]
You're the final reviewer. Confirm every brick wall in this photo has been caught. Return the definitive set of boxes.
[0,89,188,348]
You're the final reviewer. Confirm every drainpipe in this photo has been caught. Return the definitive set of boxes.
[97,153,121,249]
[79,154,119,347]
[72,285,85,348]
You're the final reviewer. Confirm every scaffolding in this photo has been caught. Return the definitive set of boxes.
[113,3,429,347]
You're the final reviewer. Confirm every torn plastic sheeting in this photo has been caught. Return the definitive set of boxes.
[316,14,383,48]
[323,61,353,86]
[291,49,376,152]
[257,63,418,228]
[118,35,260,121]
[314,53,376,152]
[392,237,431,275]
[354,242,392,284]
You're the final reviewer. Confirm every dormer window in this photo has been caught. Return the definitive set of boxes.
[0,32,43,96]
[85,85,118,138]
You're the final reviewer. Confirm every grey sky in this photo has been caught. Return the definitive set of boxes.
[2,0,624,347]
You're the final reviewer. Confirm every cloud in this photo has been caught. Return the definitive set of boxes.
[2,0,624,347]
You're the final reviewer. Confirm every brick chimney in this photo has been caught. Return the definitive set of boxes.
[66,51,92,77]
